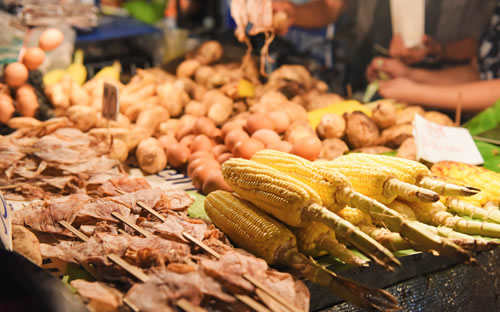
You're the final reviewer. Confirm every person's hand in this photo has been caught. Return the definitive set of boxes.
[378,78,419,101]
[272,1,296,35]
[389,34,442,64]
[366,57,411,82]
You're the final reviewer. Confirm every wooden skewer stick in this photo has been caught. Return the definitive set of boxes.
[59,221,89,242]
[182,232,221,259]
[236,294,272,312]
[114,188,167,222]
[107,254,150,283]
[123,298,140,312]
[176,299,208,312]
[111,212,152,238]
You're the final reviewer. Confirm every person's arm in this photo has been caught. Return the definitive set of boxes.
[378,78,500,112]
[366,57,479,85]
[439,38,477,62]
[407,64,480,85]
[272,0,344,31]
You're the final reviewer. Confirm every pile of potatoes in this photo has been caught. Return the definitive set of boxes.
[314,100,454,161]
[4,39,455,195]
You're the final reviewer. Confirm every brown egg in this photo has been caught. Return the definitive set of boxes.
[245,113,274,134]
[4,62,28,88]
[22,47,45,70]
[202,171,232,194]
[16,84,39,117]
[217,152,233,164]
[191,134,214,153]
[194,117,217,137]
[0,94,15,124]
[269,111,291,134]
[167,143,191,168]
[271,140,293,153]
[192,163,220,189]
[221,121,244,139]
[251,129,281,147]
[213,144,229,157]
[232,139,265,159]
[187,157,219,177]
[179,134,195,149]
[291,136,322,161]
[188,151,215,163]
[224,129,249,150]
[39,28,64,51]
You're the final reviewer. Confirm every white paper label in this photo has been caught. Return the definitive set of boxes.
[0,192,13,251]
[390,0,425,48]
[414,114,484,165]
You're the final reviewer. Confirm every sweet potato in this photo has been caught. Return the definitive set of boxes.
[184,100,208,117]
[397,137,417,160]
[157,119,180,136]
[396,106,425,124]
[109,138,129,162]
[177,59,201,78]
[176,115,197,140]
[7,117,41,129]
[194,41,223,65]
[424,111,454,126]
[204,90,233,126]
[378,123,413,148]
[136,137,167,174]
[16,84,39,117]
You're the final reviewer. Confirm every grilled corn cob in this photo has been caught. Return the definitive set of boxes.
[205,191,400,311]
[431,161,499,206]
[388,200,496,250]
[222,157,400,269]
[407,200,500,238]
[294,222,368,266]
[251,150,470,260]
[316,155,439,204]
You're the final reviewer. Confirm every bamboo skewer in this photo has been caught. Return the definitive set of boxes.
[236,294,272,312]
[114,188,167,222]
[176,299,208,312]
[59,221,89,241]
[182,232,221,259]
[111,211,152,238]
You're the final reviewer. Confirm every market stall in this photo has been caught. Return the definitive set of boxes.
[1,1,500,311]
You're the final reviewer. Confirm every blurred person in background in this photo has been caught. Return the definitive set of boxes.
[272,0,495,92]
[366,0,500,112]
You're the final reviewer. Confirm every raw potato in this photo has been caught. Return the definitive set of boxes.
[397,137,417,160]
[96,113,131,129]
[306,93,343,111]
[177,59,201,78]
[195,66,216,87]
[135,106,170,135]
[12,225,42,266]
[127,127,152,151]
[424,111,454,126]
[378,123,413,148]
[344,111,380,148]
[7,117,42,129]
[176,115,197,140]
[372,100,397,129]
[109,139,129,162]
[67,105,98,131]
[136,137,167,174]
[157,82,189,117]
[45,78,71,108]
[204,90,233,126]
[157,119,180,136]
[316,114,346,139]
[396,106,425,124]
[319,138,349,160]
[70,81,90,106]
[185,100,207,117]
[195,40,223,65]
[353,146,393,154]
[0,93,15,124]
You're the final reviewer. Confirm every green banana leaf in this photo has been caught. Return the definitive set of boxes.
[124,0,165,24]
[187,191,210,222]
[463,99,500,172]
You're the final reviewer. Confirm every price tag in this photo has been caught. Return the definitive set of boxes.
[414,114,484,165]
[102,82,119,121]
[0,192,13,251]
